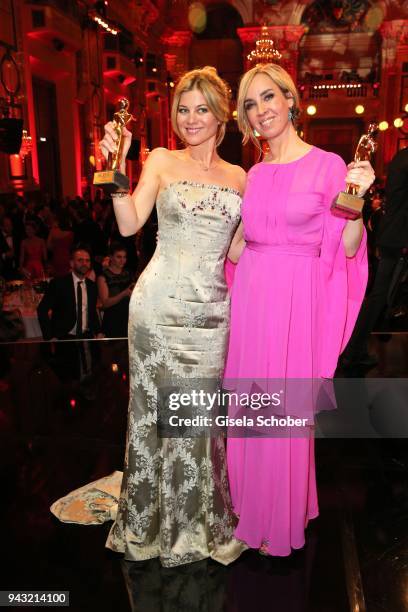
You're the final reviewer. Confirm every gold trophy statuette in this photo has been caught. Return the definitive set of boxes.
[331,122,378,220]
[93,97,135,194]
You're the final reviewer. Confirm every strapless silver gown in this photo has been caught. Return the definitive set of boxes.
[105,181,244,566]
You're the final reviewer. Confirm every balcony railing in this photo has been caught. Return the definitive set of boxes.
[26,0,79,19]
[25,0,82,51]
[299,82,379,100]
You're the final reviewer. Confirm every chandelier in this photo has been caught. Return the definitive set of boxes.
[88,9,119,35]
[19,129,32,159]
[247,26,282,64]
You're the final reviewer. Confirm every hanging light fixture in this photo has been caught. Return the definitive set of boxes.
[247,26,282,64]
[19,129,32,159]
[88,8,119,35]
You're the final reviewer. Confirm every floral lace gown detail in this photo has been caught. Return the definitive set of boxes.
[105,182,243,567]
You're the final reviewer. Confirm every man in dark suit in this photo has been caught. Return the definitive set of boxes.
[0,216,18,279]
[343,147,408,366]
[37,244,102,340]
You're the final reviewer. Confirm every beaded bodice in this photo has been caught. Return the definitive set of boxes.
[139,181,242,303]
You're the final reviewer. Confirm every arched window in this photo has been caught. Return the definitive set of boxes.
[195,2,243,39]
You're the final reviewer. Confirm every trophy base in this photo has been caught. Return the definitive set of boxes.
[331,191,363,220]
[93,170,129,194]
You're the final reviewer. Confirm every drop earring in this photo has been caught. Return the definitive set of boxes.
[288,107,295,122]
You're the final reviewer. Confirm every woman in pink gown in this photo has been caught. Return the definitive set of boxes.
[224,64,374,556]
[47,211,74,277]
[19,221,47,279]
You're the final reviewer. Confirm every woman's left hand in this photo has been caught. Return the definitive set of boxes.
[345,160,375,197]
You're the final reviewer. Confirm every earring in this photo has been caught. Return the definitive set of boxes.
[288,107,295,122]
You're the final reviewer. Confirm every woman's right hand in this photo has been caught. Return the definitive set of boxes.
[99,121,132,163]
[124,284,134,297]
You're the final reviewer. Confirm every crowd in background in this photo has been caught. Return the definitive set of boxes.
[0,190,158,339]
[363,182,386,287]
[0,185,384,282]
[0,177,406,342]
[0,189,157,280]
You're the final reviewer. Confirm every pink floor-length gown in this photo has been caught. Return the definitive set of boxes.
[22,239,46,279]
[224,146,367,556]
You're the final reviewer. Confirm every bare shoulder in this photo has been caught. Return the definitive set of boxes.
[146,147,171,163]
[232,163,247,183]
[221,161,247,193]
[143,147,174,175]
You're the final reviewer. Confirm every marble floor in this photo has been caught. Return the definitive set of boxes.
[0,332,407,611]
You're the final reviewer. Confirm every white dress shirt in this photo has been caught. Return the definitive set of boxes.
[69,272,88,335]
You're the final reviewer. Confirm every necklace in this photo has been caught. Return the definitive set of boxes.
[188,156,219,172]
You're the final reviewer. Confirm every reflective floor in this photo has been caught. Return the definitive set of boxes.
[0,333,407,611]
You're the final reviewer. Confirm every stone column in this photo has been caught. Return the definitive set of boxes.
[162,30,193,81]
[0,0,39,194]
[162,30,193,149]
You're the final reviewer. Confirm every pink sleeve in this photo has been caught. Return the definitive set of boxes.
[317,154,368,378]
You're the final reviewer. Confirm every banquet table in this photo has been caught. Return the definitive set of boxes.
[3,285,43,339]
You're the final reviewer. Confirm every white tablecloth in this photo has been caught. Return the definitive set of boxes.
[3,291,43,339]
[20,310,42,338]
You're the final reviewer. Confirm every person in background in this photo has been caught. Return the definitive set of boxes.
[0,274,24,341]
[108,211,139,274]
[0,216,18,280]
[47,210,74,277]
[37,244,101,340]
[36,204,53,239]
[8,196,25,260]
[97,242,133,338]
[73,207,108,274]
[19,221,47,279]
[342,146,408,367]
[364,186,384,252]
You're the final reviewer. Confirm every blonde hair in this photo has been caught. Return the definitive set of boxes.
[171,66,231,147]
[237,63,301,152]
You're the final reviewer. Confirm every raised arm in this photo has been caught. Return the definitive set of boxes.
[99,122,164,237]
[97,274,132,309]
[342,160,375,257]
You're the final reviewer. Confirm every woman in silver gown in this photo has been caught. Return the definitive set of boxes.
[99,67,246,567]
